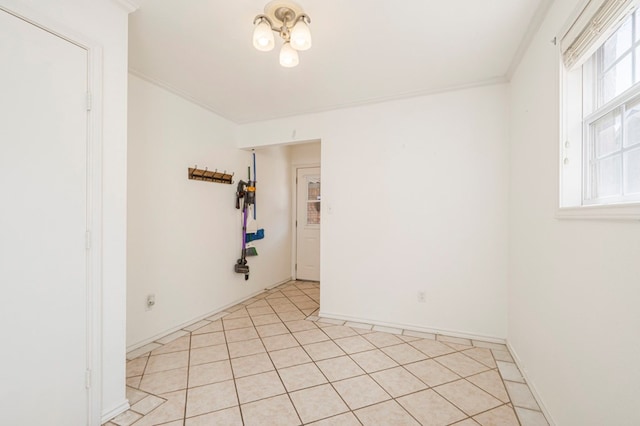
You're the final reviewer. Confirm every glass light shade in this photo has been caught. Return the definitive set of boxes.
[290,19,312,51]
[253,20,274,52]
[279,42,299,67]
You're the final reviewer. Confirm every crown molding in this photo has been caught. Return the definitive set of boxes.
[507,0,554,80]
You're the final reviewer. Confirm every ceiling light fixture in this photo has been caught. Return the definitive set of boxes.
[253,1,311,68]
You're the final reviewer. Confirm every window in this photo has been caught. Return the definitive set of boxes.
[560,0,640,218]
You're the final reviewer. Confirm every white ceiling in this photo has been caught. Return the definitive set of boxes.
[129,0,548,124]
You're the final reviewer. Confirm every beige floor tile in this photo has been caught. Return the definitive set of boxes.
[126,357,147,378]
[333,335,376,354]
[316,317,344,326]
[515,407,549,426]
[472,340,508,351]
[151,336,191,356]
[188,360,233,387]
[278,310,307,321]
[224,307,249,317]
[308,412,362,425]
[138,367,188,395]
[225,326,259,343]
[131,389,186,426]
[434,352,489,377]
[404,359,461,387]
[230,352,274,378]
[398,334,422,342]
[292,329,330,345]
[241,394,301,426]
[235,370,286,403]
[350,349,398,373]
[185,380,238,417]
[397,389,467,426]
[402,330,436,340]
[372,325,403,335]
[410,339,457,358]
[474,404,519,425]
[463,347,497,368]
[256,322,290,337]
[452,419,481,425]
[262,333,300,351]
[290,383,350,423]
[363,331,404,348]
[371,366,428,397]
[496,361,524,383]
[126,376,142,388]
[434,379,502,416]
[467,370,510,403]
[227,338,265,358]
[189,343,229,365]
[271,303,300,313]
[145,351,189,374]
[279,362,328,392]
[437,335,473,346]
[191,321,223,335]
[155,330,189,345]
[111,410,142,426]
[190,332,225,349]
[321,325,359,339]
[269,346,312,368]
[345,321,373,331]
[504,381,539,410]
[492,349,514,362]
[251,313,282,326]
[130,394,166,415]
[183,320,211,332]
[381,343,428,365]
[127,343,162,360]
[185,406,242,426]
[332,374,391,410]
[354,400,420,426]
[222,316,254,330]
[303,340,345,361]
[247,306,275,316]
[204,311,228,322]
[126,386,149,405]
[297,301,321,310]
[285,319,319,332]
[316,355,366,382]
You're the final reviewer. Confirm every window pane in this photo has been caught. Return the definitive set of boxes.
[603,18,633,70]
[592,110,622,157]
[602,54,633,104]
[624,148,640,193]
[307,181,320,201]
[307,201,320,225]
[594,155,622,197]
[625,99,640,147]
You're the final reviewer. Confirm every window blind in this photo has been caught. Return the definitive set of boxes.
[561,0,640,69]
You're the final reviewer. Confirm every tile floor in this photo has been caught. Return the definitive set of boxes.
[106,281,549,426]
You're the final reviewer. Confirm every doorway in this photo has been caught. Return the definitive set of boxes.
[295,167,321,281]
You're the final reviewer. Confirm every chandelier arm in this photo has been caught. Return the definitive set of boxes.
[253,14,278,31]
[296,14,310,24]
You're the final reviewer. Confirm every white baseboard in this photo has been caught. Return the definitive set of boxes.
[101,399,130,424]
[507,342,556,426]
[318,310,506,344]
[127,277,293,352]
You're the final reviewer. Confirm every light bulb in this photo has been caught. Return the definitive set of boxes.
[290,19,311,51]
[253,20,274,52]
[279,42,299,67]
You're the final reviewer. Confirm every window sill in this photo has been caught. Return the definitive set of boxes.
[556,203,640,221]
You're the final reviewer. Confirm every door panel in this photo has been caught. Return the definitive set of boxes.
[0,10,89,424]
[296,167,321,281]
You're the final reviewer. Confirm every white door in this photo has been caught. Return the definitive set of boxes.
[296,167,321,281]
[0,10,89,424]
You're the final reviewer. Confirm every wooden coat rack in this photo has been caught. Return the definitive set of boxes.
[188,166,234,184]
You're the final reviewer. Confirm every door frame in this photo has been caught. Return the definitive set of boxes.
[291,163,320,280]
[0,3,105,424]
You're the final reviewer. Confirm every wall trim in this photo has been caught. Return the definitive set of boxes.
[101,400,130,424]
[127,277,292,352]
[319,310,506,344]
[507,342,557,426]
[556,203,640,221]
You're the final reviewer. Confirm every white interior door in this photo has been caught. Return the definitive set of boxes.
[0,10,89,424]
[296,167,321,281]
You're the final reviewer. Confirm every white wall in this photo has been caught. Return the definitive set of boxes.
[508,1,640,424]
[0,0,131,420]
[239,84,510,340]
[127,75,292,347]
[290,141,321,165]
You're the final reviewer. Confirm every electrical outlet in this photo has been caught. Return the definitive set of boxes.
[146,294,156,310]
[417,291,426,303]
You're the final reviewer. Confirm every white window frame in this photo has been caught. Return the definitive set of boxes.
[558,0,640,220]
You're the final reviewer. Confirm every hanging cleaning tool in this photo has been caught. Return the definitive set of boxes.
[252,150,257,220]
[234,178,256,280]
